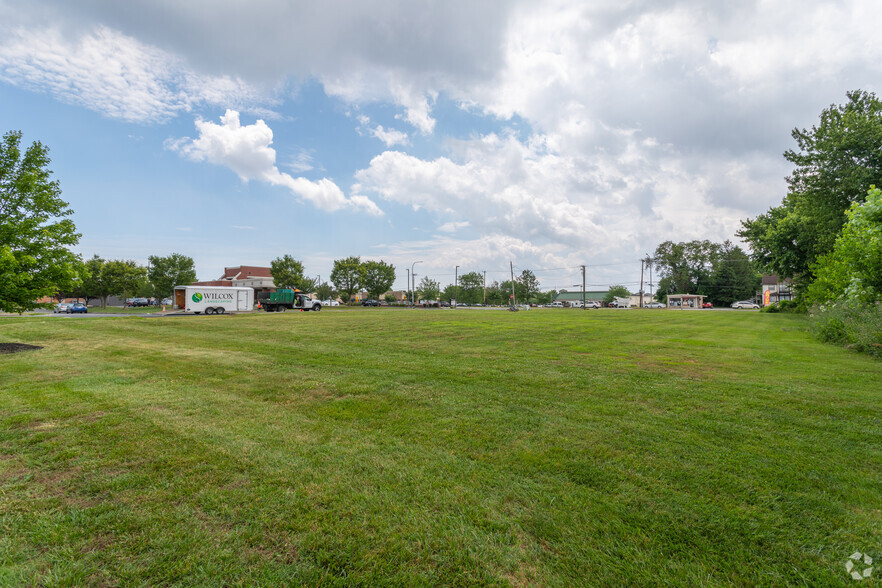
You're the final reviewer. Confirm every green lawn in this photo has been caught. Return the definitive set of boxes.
[1,310,879,585]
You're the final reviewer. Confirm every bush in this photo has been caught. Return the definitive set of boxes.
[761,299,805,314]
[811,301,882,358]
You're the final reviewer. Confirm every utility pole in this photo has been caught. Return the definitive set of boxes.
[454,265,459,308]
[483,270,486,305]
[406,269,410,306]
[510,261,516,306]
[640,258,645,308]
[581,265,586,310]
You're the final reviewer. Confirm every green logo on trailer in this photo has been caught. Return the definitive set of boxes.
[192,292,203,303]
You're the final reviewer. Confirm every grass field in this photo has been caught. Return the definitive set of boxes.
[1,309,879,585]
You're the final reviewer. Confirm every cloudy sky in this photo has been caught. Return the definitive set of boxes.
[1,1,879,292]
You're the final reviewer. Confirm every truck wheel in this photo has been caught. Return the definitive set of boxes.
[312,304,321,312]
[277,306,285,313]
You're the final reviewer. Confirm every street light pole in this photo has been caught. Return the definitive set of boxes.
[406,269,410,306]
[581,265,586,310]
[411,261,422,307]
[454,265,459,309]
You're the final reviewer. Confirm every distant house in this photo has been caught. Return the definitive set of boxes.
[192,265,276,295]
[382,290,409,303]
[761,275,792,306]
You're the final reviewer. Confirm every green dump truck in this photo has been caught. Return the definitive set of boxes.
[262,289,322,312]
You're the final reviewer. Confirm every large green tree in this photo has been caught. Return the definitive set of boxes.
[330,256,363,303]
[0,130,81,312]
[82,256,148,307]
[705,242,760,307]
[104,260,146,305]
[148,253,197,298]
[362,260,396,300]
[416,276,440,302]
[653,239,759,305]
[739,90,882,287]
[440,283,457,303]
[82,255,111,307]
[807,186,882,304]
[518,270,541,303]
[270,255,306,290]
[484,281,506,305]
[458,271,484,304]
[653,240,721,298]
[603,285,631,305]
[315,281,334,302]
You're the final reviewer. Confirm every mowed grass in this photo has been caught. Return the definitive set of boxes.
[0,309,879,586]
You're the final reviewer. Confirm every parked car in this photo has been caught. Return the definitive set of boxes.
[321,300,340,307]
[584,301,601,309]
[54,302,72,313]
[702,302,713,308]
[440,301,451,307]
[361,299,379,307]
[731,300,760,309]
[132,297,150,307]
[161,298,173,306]
[645,302,665,308]
[67,302,88,314]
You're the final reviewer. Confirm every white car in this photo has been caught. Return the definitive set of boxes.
[645,302,665,308]
[53,302,72,313]
[731,300,760,309]
[321,300,340,307]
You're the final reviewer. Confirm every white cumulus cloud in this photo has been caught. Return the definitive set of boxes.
[356,114,409,146]
[0,25,273,123]
[171,110,382,215]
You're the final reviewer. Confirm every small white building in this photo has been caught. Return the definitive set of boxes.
[666,294,704,309]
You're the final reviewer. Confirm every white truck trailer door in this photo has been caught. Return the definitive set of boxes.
[237,289,248,311]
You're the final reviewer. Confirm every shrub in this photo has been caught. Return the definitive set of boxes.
[760,299,805,314]
[811,301,882,358]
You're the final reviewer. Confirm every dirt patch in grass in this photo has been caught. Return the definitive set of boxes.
[0,342,42,354]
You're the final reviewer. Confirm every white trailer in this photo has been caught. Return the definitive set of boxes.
[174,286,254,315]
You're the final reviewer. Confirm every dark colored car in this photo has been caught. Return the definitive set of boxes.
[132,297,150,307]
[361,299,379,306]
[68,302,88,313]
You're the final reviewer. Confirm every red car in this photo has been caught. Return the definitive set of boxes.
[702,302,713,308]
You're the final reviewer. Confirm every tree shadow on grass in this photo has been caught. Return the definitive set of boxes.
[0,343,42,354]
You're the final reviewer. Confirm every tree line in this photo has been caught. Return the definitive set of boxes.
[738,89,882,306]
[650,240,759,307]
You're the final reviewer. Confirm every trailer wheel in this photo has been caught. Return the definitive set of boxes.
[216,307,225,314]
[205,307,215,315]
